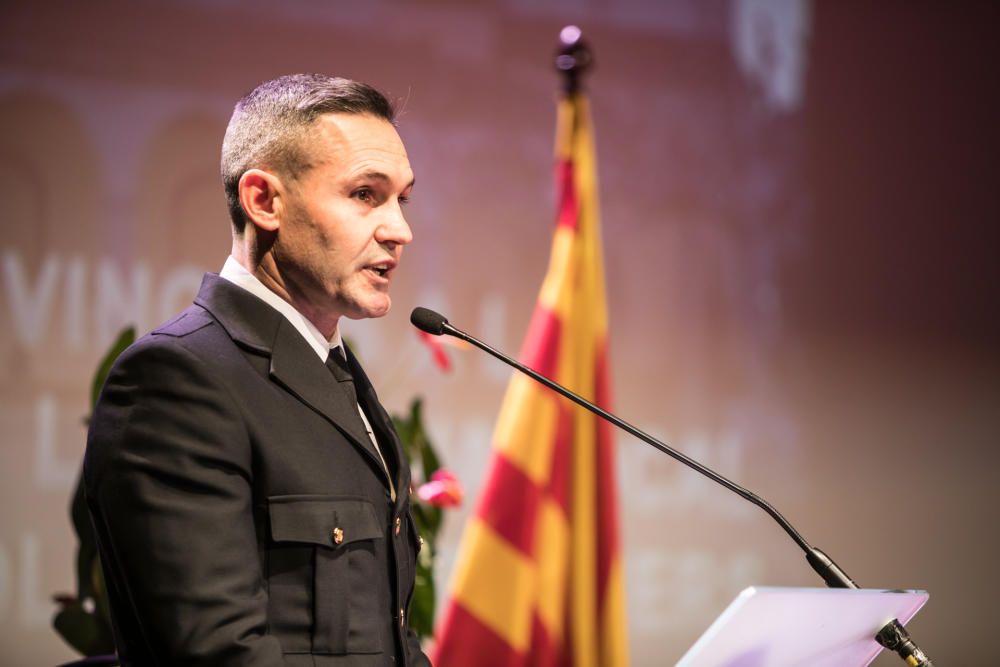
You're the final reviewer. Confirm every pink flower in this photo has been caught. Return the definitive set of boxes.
[416,469,464,508]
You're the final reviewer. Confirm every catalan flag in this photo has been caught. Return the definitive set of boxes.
[432,90,629,667]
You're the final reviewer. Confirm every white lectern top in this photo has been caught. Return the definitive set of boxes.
[677,586,928,667]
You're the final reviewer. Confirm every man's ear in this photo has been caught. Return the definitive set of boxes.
[238,169,284,232]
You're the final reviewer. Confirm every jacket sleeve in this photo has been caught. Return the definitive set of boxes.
[84,337,285,666]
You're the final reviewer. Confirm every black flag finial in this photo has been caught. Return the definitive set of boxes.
[555,25,593,93]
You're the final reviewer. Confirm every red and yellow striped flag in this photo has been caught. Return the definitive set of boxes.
[432,90,628,667]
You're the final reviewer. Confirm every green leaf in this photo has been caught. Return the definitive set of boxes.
[408,547,437,639]
[52,601,116,656]
[91,557,112,628]
[90,326,135,409]
[411,502,443,543]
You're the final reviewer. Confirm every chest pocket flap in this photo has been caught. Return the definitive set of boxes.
[269,496,384,548]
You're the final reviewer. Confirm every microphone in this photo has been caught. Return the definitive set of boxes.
[410,306,934,667]
[410,306,450,336]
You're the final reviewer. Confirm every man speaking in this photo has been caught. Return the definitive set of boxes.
[84,73,430,666]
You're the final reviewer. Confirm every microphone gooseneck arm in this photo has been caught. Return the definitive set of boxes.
[410,307,934,667]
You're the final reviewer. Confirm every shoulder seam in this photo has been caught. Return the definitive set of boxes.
[152,310,214,338]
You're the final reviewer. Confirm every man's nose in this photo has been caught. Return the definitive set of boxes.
[376,200,413,247]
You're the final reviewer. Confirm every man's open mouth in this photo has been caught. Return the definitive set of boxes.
[366,262,394,278]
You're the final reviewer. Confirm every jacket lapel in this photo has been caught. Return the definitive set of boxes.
[193,273,387,475]
[268,319,382,467]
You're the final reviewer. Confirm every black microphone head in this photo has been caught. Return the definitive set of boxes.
[410,307,448,335]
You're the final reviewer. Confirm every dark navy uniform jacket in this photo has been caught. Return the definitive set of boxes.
[85,273,430,667]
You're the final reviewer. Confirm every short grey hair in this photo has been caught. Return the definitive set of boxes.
[221,73,396,233]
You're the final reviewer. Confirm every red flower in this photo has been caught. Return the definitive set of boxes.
[416,469,464,507]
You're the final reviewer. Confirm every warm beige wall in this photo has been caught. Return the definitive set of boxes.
[0,1,996,665]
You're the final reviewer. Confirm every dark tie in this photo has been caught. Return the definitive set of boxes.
[326,346,358,404]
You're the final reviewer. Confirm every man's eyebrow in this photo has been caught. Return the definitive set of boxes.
[353,171,415,189]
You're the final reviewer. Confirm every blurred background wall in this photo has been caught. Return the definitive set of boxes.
[1,1,996,664]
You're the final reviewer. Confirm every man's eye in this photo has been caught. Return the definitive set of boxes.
[353,188,373,202]
[398,195,410,205]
